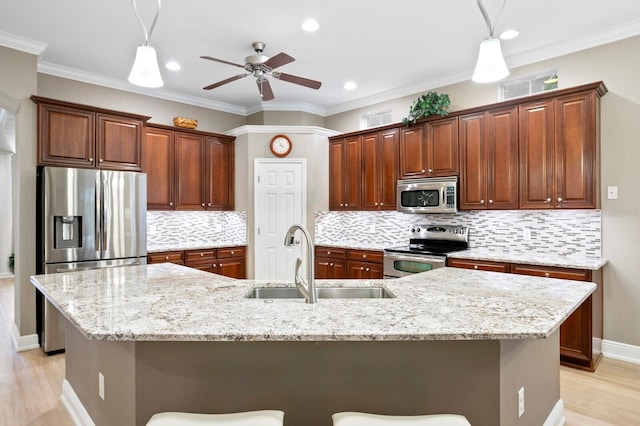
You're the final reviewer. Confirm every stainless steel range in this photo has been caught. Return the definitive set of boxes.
[383,224,469,278]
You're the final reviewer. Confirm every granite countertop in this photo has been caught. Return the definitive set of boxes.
[147,242,246,253]
[31,263,594,343]
[448,248,607,270]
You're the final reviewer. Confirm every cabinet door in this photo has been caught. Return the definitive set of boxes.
[329,139,346,210]
[315,257,333,279]
[343,136,362,210]
[426,117,459,176]
[399,125,428,179]
[519,100,555,209]
[217,257,246,279]
[379,129,399,209]
[205,136,234,210]
[348,261,381,279]
[361,133,380,210]
[144,127,175,210]
[96,114,143,171]
[459,113,487,209]
[487,107,519,209]
[175,132,206,210]
[554,91,597,209]
[38,104,95,168]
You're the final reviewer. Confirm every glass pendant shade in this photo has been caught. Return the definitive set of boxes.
[128,44,164,88]
[472,37,509,83]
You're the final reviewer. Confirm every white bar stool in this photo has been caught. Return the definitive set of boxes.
[332,412,471,426]
[146,410,284,426]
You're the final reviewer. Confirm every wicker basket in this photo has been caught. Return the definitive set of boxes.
[173,117,198,129]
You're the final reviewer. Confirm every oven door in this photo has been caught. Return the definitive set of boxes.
[383,252,446,278]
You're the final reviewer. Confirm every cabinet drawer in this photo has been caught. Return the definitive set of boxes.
[217,246,245,259]
[148,251,184,264]
[315,246,347,259]
[510,264,591,281]
[448,258,511,273]
[184,249,216,263]
[347,249,383,264]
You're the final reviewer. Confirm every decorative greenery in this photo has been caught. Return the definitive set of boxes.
[9,253,14,272]
[402,91,451,126]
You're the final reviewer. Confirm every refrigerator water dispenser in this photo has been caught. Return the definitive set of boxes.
[54,215,82,248]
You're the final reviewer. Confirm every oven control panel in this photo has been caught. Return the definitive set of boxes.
[409,224,468,242]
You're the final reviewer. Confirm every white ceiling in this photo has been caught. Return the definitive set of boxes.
[1,0,639,116]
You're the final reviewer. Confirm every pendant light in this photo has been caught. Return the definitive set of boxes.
[128,0,163,88]
[472,0,509,83]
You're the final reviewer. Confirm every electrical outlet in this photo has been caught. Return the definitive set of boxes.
[523,228,531,241]
[99,372,105,400]
[607,186,618,199]
[518,387,525,417]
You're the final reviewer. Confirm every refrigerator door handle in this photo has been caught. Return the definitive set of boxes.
[96,171,103,258]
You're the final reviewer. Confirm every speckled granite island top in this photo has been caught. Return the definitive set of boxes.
[30,263,595,343]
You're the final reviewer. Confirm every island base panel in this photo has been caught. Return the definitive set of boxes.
[64,327,561,426]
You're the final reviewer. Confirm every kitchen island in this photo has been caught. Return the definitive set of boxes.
[31,263,595,426]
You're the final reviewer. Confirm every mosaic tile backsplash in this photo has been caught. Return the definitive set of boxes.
[147,211,247,247]
[314,210,601,257]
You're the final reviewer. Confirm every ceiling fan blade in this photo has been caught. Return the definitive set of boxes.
[274,72,322,90]
[256,78,275,101]
[203,74,249,90]
[200,55,246,69]
[263,52,295,69]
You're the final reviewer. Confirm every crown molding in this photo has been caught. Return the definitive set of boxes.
[246,101,326,116]
[225,125,341,138]
[0,30,47,56]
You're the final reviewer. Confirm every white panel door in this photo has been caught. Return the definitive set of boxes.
[254,159,306,280]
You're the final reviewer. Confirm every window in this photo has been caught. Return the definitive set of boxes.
[360,110,393,129]
[501,71,558,100]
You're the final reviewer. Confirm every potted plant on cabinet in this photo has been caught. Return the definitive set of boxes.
[402,91,451,125]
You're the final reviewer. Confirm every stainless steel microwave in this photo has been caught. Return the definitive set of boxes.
[397,177,458,214]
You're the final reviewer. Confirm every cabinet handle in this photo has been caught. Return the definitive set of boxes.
[473,265,478,270]
[329,262,334,267]
[345,203,349,207]
[208,203,211,207]
[88,157,93,162]
[374,202,378,206]
[421,169,426,173]
[213,263,217,268]
[169,201,173,206]
[362,254,367,259]
[544,272,550,278]
[557,198,563,203]
[201,203,205,207]
[99,158,103,162]
[545,198,551,203]
[231,251,235,255]
[366,267,370,272]
[360,266,364,271]
[480,199,484,204]
[165,256,169,260]
[488,199,493,204]
[327,251,331,255]
[380,203,384,206]
[428,168,433,173]
[200,253,204,257]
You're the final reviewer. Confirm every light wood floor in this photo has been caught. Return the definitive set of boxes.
[1,276,639,425]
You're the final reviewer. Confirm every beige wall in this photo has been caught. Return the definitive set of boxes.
[247,110,325,127]
[37,74,246,133]
[326,35,640,347]
[0,46,38,340]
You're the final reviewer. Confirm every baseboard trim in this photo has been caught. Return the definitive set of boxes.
[544,399,565,426]
[602,339,640,365]
[0,272,14,278]
[62,380,95,426]
[11,323,40,352]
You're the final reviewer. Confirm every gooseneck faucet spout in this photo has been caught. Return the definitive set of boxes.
[283,224,317,304]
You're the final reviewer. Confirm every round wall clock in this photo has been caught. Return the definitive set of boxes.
[270,134,292,157]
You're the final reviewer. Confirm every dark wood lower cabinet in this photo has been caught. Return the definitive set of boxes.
[149,246,246,279]
[315,247,383,279]
[450,258,603,371]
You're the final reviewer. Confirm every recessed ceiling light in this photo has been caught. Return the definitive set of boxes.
[344,81,357,90]
[302,19,320,32]
[165,61,181,71]
[499,29,519,40]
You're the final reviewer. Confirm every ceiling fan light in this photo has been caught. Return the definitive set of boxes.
[472,36,509,83]
[128,44,164,88]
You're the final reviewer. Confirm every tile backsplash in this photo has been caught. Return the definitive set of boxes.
[147,211,247,247]
[314,210,601,257]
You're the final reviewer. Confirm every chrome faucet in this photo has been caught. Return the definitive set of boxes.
[283,224,317,304]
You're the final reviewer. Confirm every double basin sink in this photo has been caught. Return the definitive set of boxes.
[245,286,395,300]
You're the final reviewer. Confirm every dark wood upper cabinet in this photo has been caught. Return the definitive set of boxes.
[144,125,235,211]
[144,127,175,210]
[399,117,459,179]
[460,107,518,209]
[399,125,427,179]
[520,89,600,209]
[362,129,399,210]
[175,132,206,210]
[329,136,361,210]
[32,96,148,171]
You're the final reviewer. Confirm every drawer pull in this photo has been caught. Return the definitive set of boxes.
[200,253,204,257]
[329,263,334,267]
[362,254,367,259]
[165,256,169,260]
[231,251,235,255]
[88,157,93,162]
[428,168,433,173]
[327,251,331,255]
[366,267,370,272]
[473,265,478,270]
[319,262,329,266]
[360,266,364,271]
[544,272,550,278]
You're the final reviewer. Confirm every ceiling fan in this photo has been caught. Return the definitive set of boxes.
[200,41,322,101]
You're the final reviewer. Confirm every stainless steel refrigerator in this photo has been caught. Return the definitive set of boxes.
[36,166,147,353]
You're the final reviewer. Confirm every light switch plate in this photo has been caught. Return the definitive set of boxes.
[607,186,618,199]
